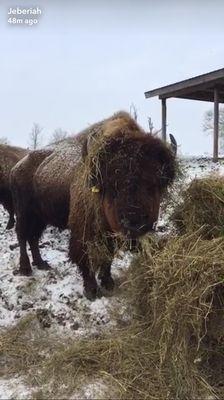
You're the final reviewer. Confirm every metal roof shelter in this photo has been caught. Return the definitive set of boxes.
[144,68,224,161]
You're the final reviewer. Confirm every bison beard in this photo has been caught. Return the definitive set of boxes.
[11,111,176,300]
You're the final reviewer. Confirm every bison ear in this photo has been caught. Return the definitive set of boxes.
[159,153,176,187]
[81,131,98,160]
[143,141,176,187]
[169,134,177,156]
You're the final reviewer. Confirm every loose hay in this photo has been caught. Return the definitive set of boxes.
[171,175,224,239]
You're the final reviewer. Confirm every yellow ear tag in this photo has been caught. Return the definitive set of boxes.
[91,186,100,193]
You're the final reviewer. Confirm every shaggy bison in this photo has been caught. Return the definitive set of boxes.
[0,144,28,229]
[11,112,176,300]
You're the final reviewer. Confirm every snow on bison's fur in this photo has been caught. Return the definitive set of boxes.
[11,112,176,300]
[0,144,28,229]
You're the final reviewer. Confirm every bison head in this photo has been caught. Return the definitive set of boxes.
[85,134,176,239]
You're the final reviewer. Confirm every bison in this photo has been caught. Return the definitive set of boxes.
[11,112,177,300]
[0,144,28,229]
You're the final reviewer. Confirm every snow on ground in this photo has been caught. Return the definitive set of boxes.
[157,157,224,231]
[0,377,33,400]
[182,156,224,181]
[70,380,114,400]
[1,157,224,398]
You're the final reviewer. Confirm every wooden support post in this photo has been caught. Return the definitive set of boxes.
[213,88,219,162]
[161,98,167,142]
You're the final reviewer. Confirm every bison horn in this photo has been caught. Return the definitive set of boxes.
[169,134,177,156]
[82,132,96,159]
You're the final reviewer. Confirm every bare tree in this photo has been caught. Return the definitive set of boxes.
[130,103,138,121]
[147,116,162,137]
[129,106,163,138]
[0,136,10,145]
[49,128,68,144]
[147,117,154,134]
[29,123,43,150]
[203,107,224,150]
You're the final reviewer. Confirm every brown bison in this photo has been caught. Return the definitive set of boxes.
[11,112,176,300]
[0,144,28,229]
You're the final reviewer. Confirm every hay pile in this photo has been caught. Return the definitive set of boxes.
[171,175,224,238]
[127,231,224,398]
[1,231,221,399]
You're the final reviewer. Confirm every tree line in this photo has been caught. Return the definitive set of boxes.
[0,124,69,149]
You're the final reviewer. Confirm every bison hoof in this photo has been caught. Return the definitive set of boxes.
[84,285,102,301]
[6,219,15,230]
[100,276,115,292]
[34,261,51,270]
[13,267,32,276]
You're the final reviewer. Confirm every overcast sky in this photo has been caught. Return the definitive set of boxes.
[0,0,224,155]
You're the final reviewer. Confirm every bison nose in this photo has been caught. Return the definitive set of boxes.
[121,215,150,233]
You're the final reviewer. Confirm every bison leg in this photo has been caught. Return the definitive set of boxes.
[15,216,32,275]
[15,204,47,274]
[81,264,99,301]
[69,235,99,301]
[1,194,15,229]
[11,190,32,274]
[98,262,115,291]
[98,238,115,291]
[6,203,15,229]
[17,238,32,276]
[6,212,15,230]
[27,215,48,270]
[29,237,50,270]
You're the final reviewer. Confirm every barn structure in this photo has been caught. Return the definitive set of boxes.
[144,68,224,161]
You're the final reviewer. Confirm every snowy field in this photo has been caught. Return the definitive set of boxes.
[0,218,130,335]
[1,157,224,399]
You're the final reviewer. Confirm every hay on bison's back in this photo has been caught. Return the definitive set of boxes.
[171,175,224,239]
